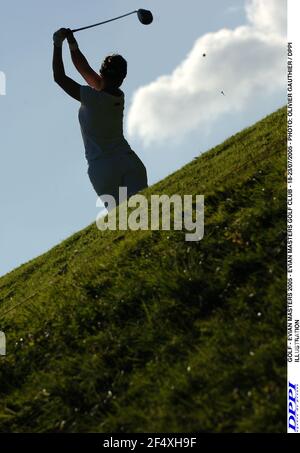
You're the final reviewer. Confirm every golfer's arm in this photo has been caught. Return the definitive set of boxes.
[69,47,103,90]
[52,45,81,101]
[52,45,67,80]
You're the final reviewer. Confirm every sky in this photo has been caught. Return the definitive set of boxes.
[0,0,286,277]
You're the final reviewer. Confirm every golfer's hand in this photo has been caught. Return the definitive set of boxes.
[66,29,76,43]
[53,28,68,47]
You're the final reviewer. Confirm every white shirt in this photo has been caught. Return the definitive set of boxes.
[79,85,132,163]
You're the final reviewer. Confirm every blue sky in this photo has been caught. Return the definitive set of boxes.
[0,0,286,277]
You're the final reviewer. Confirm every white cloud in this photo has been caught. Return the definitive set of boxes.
[246,0,286,36]
[126,0,287,147]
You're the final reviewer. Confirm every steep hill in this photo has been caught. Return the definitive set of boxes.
[0,108,286,433]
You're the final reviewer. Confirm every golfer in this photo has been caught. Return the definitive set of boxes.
[52,28,148,205]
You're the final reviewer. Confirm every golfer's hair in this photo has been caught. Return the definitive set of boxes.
[100,54,127,87]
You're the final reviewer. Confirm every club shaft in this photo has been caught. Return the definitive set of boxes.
[72,10,138,33]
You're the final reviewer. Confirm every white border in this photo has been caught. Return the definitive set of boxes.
[287,0,300,434]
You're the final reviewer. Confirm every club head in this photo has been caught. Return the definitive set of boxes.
[137,9,153,25]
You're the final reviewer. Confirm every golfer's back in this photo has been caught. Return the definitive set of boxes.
[79,85,132,162]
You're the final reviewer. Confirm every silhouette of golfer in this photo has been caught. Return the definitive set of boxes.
[52,28,148,205]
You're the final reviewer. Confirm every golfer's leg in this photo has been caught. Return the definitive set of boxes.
[122,151,148,198]
[88,157,123,206]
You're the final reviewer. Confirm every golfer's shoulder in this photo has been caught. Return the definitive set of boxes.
[80,85,103,104]
[80,86,125,106]
[81,85,99,95]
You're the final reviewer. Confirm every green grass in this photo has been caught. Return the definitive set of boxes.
[0,107,286,433]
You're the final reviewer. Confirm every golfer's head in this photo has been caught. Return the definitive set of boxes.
[100,54,127,88]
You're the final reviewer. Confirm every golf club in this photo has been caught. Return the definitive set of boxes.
[71,9,153,33]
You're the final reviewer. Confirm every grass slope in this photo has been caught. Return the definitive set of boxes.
[0,108,286,433]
